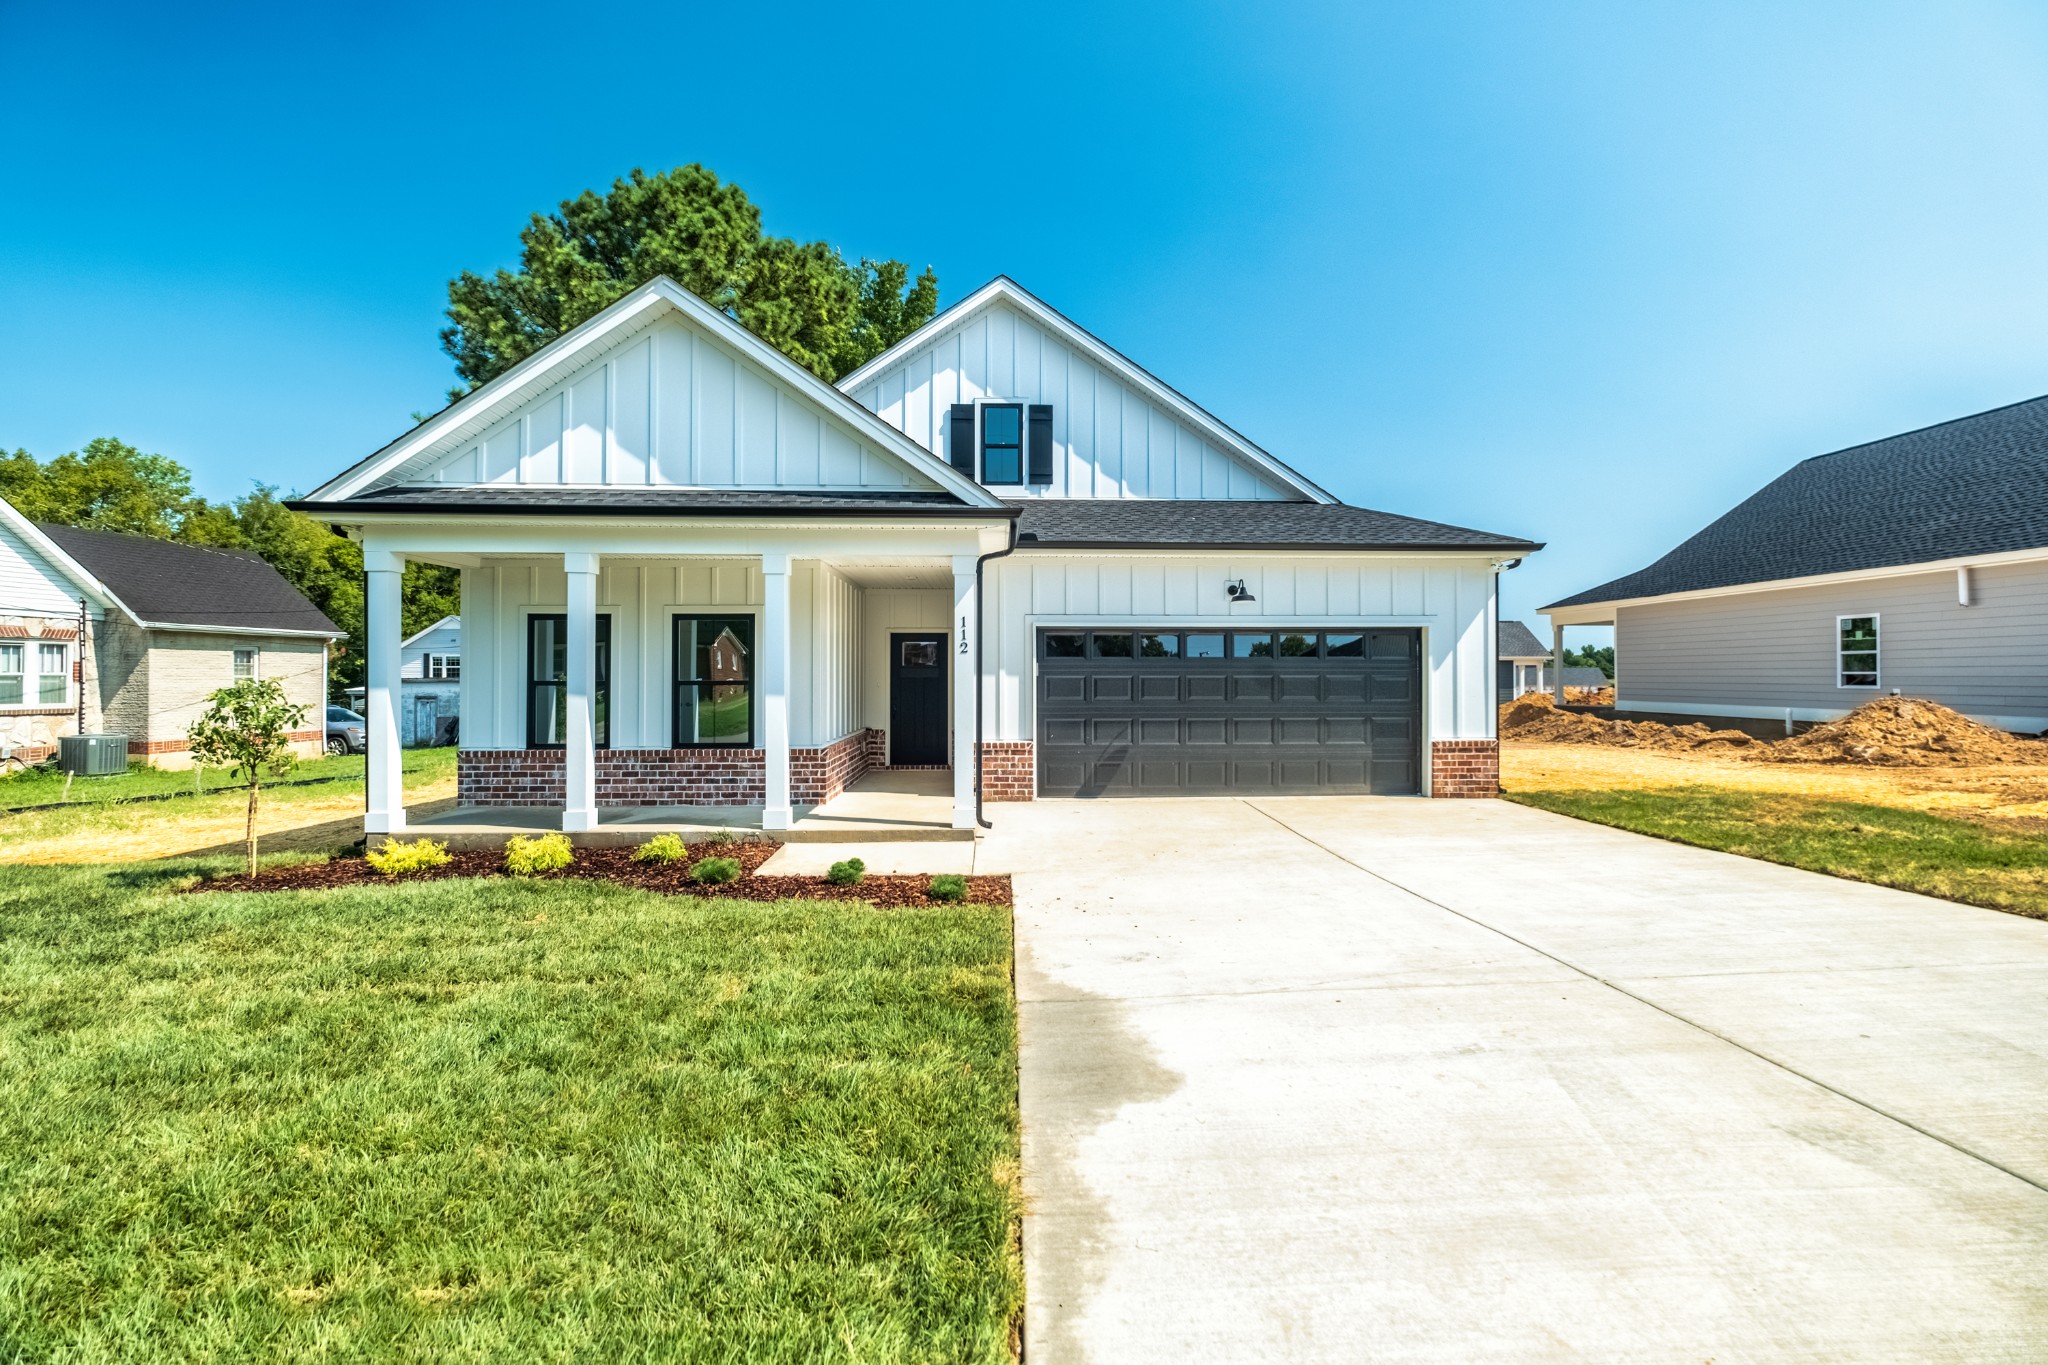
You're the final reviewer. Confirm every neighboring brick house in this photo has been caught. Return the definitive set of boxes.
[0,498,342,767]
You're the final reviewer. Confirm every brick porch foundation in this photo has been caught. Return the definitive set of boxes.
[458,728,888,807]
[980,740,1035,802]
[1430,739,1500,798]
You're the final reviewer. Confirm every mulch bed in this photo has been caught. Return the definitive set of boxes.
[191,839,1012,908]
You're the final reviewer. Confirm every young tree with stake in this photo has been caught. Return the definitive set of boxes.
[187,679,309,877]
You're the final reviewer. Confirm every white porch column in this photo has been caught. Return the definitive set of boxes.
[1551,623,1566,704]
[761,553,793,830]
[364,549,405,833]
[951,554,978,830]
[563,552,600,832]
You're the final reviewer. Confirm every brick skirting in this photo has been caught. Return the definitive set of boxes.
[1430,739,1500,798]
[458,728,888,807]
[980,740,1035,802]
[127,728,322,757]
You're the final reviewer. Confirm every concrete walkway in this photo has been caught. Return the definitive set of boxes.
[978,797,2048,1363]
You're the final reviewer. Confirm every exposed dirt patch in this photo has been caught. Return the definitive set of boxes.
[1499,691,1758,752]
[1758,695,2048,767]
[190,839,1012,908]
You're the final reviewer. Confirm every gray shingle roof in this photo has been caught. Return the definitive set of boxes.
[1498,620,1550,658]
[1009,500,1540,552]
[290,487,990,516]
[1546,393,2048,610]
[39,524,341,635]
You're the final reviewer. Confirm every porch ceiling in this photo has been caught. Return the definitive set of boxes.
[826,559,955,589]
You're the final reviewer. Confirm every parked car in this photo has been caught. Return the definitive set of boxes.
[326,705,366,755]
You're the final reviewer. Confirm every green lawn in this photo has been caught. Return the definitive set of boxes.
[0,860,1023,1361]
[0,746,456,809]
[1509,785,2048,919]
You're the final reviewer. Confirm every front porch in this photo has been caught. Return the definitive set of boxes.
[389,768,968,849]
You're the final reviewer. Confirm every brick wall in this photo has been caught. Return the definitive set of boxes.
[980,740,1035,802]
[1430,739,1500,798]
[458,728,888,807]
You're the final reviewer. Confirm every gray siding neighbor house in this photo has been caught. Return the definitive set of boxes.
[1541,394,2048,733]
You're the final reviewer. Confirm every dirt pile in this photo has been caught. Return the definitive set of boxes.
[1757,696,2048,767]
[1564,685,1615,706]
[1499,691,1757,752]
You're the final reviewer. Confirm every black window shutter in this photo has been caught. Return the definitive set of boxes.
[948,404,978,477]
[1026,404,1054,484]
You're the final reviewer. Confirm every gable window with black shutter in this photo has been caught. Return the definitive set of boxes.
[527,613,611,749]
[674,615,754,747]
[949,401,1056,487]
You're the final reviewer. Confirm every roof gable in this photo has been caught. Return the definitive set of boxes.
[308,278,1002,509]
[0,497,109,616]
[1546,392,2048,611]
[1498,621,1550,657]
[838,277,1333,503]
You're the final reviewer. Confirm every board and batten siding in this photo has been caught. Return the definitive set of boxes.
[981,553,1497,745]
[395,318,941,493]
[861,588,951,738]
[1615,559,2048,730]
[458,557,862,751]
[847,302,1290,501]
[0,520,97,620]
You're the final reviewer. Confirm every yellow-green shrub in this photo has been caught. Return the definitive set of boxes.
[505,832,574,877]
[365,837,452,878]
[633,833,689,865]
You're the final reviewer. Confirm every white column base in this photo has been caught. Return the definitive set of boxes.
[562,809,599,833]
[952,802,977,831]
[761,805,793,831]
[366,810,407,835]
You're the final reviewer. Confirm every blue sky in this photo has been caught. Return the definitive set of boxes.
[7,2,2048,634]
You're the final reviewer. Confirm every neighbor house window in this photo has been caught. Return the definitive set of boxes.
[232,648,258,680]
[0,644,22,705]
[37,643,67,703]
[980,403,1023,485]
[673,615,753,746]
[527,614,611,749]
[1838,615,1879,687]
[426,654,460,679]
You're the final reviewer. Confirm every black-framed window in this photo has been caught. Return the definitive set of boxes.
[527,614,611,749]
[675,615,754,747]
[981,404,1023,484]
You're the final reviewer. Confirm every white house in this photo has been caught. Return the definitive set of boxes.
[0,498,340,767]
[293,275,1539,836]
[345,615,461,746]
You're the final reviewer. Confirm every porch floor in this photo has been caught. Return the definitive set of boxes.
[390,769,969,849]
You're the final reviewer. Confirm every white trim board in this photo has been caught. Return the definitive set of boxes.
[838,276,1336,505]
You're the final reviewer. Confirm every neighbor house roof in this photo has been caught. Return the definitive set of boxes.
[1008,499,1540,553]
[37,524,342,637]
[1498,621,1550,658]
[290,487,1007,518]
[1545,393,2048,610]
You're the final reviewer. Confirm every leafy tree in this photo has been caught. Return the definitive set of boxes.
[440,164,937,393]
[187,678,310,877]
[0,437,197,537]
[1561,644,1616,679]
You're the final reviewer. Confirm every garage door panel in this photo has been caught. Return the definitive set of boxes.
[1036,627,1421,797]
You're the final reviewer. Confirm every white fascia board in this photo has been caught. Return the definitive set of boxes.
[0,498,134,625]
[348,514,1009,560]
[1541,543,2048,623]
[399,614,460,649]
[139,622,345,640]
[309,278,1004,510]
[838,277,1338,505]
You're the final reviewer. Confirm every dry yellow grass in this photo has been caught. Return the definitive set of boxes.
[0,776,458,864]
[1502,741,2048,824]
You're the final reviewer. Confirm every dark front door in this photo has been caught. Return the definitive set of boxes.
[890,633,947,765]
[1034,628,1422,797]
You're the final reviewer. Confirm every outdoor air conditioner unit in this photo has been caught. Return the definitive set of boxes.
[59,733,129,777]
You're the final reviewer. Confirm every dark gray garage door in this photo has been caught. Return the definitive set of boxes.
[1035,628,1421,797]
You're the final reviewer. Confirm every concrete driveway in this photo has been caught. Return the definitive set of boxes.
[976,797,2048,1363]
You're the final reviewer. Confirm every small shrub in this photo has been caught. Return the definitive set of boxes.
[633,833,689,865]
[929,873,968,903]
[826,857,866,886]
[366,837,452,879]
[505,832,574,877]
[692,856,741,885]
[704,829,736,846]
